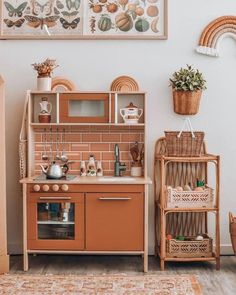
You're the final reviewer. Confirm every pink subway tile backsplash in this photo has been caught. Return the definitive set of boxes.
[33,128,144,176]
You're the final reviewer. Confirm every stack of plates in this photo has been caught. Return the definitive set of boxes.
[110,76,139,92]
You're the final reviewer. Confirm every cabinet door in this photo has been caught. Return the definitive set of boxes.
[59,93,109,123]
[27,194,84,250]
[86,193,144,251]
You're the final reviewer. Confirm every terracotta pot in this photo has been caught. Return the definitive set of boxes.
[173,90,202,115]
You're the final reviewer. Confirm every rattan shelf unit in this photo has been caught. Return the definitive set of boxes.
[154,137,220,271]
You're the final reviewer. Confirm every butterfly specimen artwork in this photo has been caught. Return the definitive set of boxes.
[0,0,168,39]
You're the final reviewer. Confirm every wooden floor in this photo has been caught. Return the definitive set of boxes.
[9,255,236,295]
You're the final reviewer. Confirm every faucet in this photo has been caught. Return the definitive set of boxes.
[114,144,126,177]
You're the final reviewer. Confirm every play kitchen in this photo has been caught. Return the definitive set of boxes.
[20,89,151,272]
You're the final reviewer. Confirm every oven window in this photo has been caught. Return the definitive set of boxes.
[37,202,75,240]
[69,100,105,117]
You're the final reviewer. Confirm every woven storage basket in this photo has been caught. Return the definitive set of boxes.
[229,212,236,255]
[166,186,214,208]
[165,131,205,157]
[166,234,213,258]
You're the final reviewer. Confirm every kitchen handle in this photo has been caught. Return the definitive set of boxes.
[98,197,131,201]
[39,197,72,200]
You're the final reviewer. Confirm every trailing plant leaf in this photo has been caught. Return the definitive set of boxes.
[169,65,207,91]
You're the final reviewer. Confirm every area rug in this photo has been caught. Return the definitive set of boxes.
[0,274,202,295]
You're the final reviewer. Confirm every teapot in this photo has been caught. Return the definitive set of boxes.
[40,162,69,179]
[39,97,52,115]
[120,102,143,124]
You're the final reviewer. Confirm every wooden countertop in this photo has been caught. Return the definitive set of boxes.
[20,176,152,185]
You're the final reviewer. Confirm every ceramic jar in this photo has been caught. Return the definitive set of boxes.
[120,102,143,124]
[38,97,52,123]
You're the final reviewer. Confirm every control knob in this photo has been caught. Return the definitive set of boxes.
[42,184,50,192]
[33,184,40,192]
[52,184,59,192]
[61,184,69,192]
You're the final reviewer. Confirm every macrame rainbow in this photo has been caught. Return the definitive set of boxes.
[196,16,236,57]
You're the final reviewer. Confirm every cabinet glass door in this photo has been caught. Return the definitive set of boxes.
[59,93,109,123]
[37,202,75,240]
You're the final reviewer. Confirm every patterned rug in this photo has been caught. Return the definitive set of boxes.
[0,274,202,295]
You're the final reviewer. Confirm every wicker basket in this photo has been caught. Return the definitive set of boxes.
[166,186,214,208]
[229,212,236,255]
[166,234,213,258]
[165,131,205,157]
[173,90,202,115]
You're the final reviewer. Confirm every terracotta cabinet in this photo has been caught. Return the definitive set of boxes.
[27,193,85,250]
[59,93,110,123]
[86,193,144,251]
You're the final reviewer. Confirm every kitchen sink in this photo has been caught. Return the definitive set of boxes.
[34,174,78,181]
[97,177,137,182]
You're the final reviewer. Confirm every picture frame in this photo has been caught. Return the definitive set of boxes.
[0,0,168,40]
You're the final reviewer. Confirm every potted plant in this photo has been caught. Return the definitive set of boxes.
[169,65,207,115]
[32,58,58,91]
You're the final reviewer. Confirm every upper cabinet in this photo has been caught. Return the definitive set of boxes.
[59,93,109,123]
[28,91,146,126]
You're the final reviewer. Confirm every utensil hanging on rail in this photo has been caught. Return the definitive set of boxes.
[61,128,68,162]
[56,128,61,160]
[42,128,49,161]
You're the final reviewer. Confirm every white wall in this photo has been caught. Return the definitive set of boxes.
[1,0,236,254]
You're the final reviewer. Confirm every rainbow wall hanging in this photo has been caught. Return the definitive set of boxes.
[196,16,236,57]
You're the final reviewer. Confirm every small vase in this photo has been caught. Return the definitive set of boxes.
[37,77,52,91]
[131,165,142,177]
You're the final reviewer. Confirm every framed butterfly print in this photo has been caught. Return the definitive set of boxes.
[0,0,168,39]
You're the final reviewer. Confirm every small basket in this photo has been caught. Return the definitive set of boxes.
[165,131,205,157]
[166,234,213,258]
[166,186,214,208]
[229,212,236,255]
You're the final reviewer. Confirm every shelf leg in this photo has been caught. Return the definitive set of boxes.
[23,183,28,271]
[160,259,165,271]
[143,253,148,273]
[216,257,220,270]
[23,251,28,271]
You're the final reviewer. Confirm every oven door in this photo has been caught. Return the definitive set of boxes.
[27,193,84,250]
[59,93,109,123]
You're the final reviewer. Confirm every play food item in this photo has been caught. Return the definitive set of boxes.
[166,234,172,240]
[197,179,205,187]
[194,187,204,191]
[176,236,185,241]
[196,235,204,241]
[183,184,191,191]
[176,186,183,191]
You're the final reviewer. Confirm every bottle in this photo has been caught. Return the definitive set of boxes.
[96,161,103,177]
[80,161,86,177]
[87,155,96,176]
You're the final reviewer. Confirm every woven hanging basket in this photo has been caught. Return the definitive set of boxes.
[173,90,202,115]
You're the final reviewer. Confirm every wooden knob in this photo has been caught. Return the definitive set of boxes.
[33,184,40,192]
[61,184,69,192]
[52,185,59,192]
[42,184,50,192]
